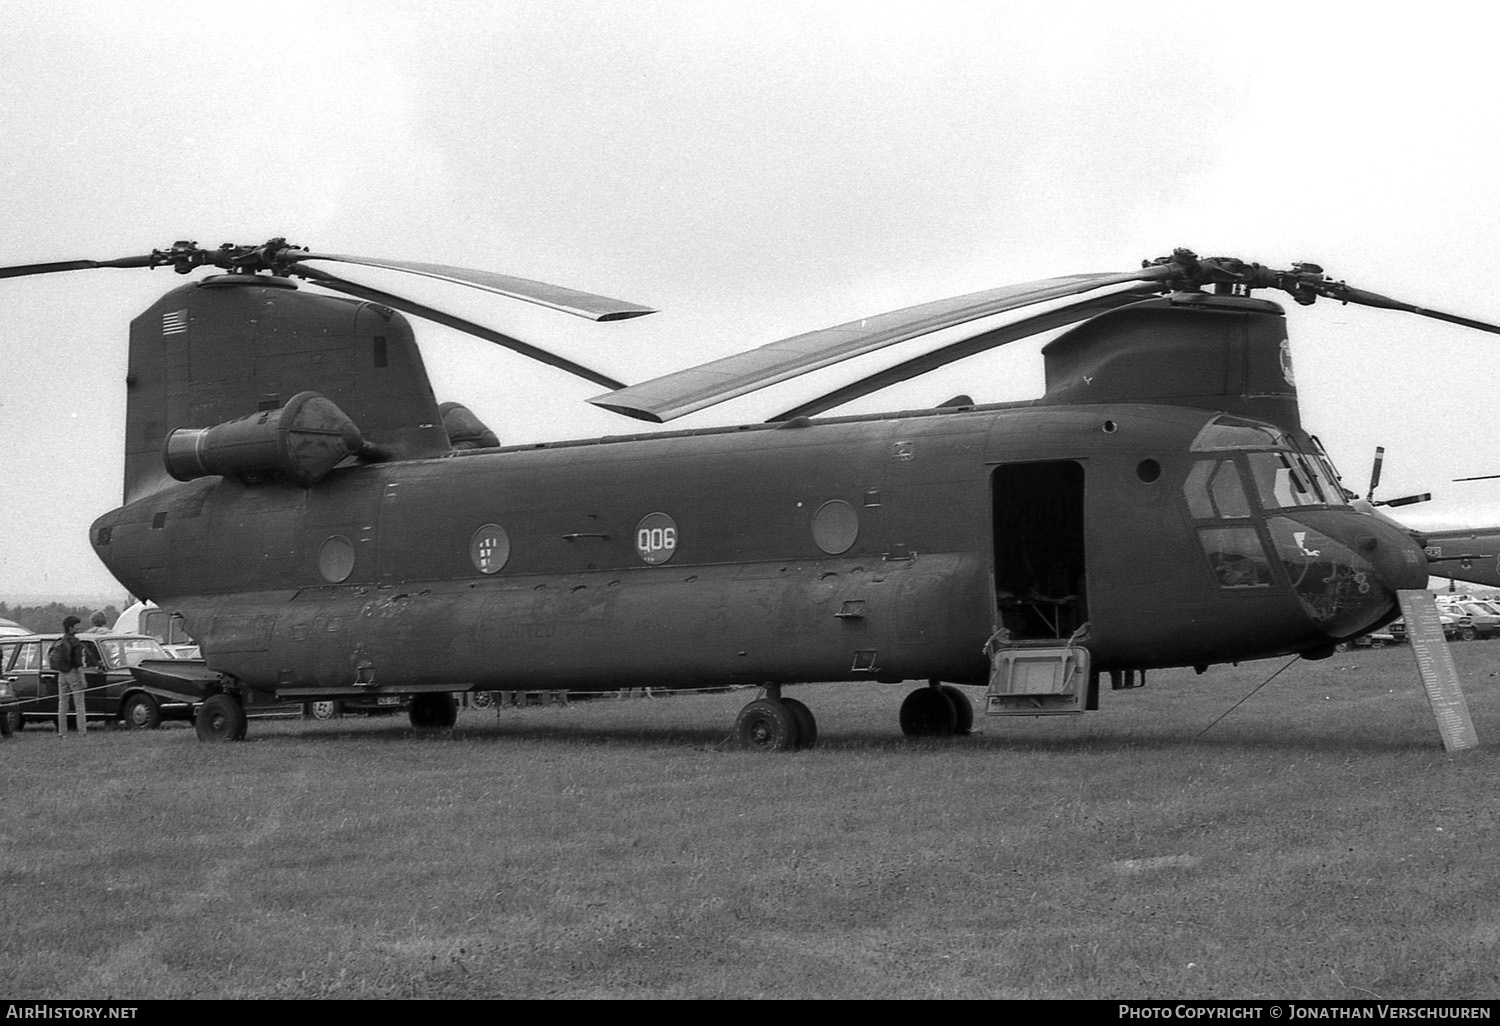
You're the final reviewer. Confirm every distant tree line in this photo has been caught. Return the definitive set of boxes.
[0,601,122,633]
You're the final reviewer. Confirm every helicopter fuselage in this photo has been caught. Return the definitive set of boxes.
[90,397,1427,697]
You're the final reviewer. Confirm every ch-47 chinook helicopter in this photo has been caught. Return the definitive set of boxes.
[4,241,1495,746]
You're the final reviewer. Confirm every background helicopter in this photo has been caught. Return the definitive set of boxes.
[2,241,1493,746]
[1354,448,1500,592]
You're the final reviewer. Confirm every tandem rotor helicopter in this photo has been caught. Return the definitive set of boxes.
[4,240,1498,746]
[1359,446,1500,592]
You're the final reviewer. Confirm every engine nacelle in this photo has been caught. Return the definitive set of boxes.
[163,391,364,487]
[439,401,500,450]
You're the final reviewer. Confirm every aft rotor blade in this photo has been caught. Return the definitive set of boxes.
[0,254,158,279]
[292,252,655,322]
[295,265,627,390]
[770,286,1160,421]
[589,267,1175,423]
[1455,473,1500,482]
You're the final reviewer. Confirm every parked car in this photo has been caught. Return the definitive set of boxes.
[1341,629,1395,649]
[0,632,188,730]
[302,695,409,720]
[0,618,30,639]
[1387,613,1462,643]
[0,678,15,736]
[1434,600,1500,641]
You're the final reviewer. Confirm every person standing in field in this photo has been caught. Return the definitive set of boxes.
[53,615,87,737]
[83,611,109,634]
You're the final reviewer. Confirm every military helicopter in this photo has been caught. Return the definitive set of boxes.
[4,241,1494,747]
[1358,447,1500,590]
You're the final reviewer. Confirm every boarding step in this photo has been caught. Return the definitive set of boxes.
[984,644,1091,716]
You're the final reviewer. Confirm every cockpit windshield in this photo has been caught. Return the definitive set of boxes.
[1189,416,1288,452]
[1189,416,1350,513]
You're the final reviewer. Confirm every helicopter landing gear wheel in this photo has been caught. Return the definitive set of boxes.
[195,694,247,742]
[409,693,458,729]
[733,698,806,752]
[939,685,974,734]
[900,685,957,738]
[781,697,818,749]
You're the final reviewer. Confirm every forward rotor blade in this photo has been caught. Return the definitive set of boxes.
[292,252,655,322]
[0,254,158,279]
[294,265,626,391]
[589,267,1175,423]
[769,286,1161,421]
[1332,285,1500,335]
[1455,473,1500,482]
[1367,446,1385,501]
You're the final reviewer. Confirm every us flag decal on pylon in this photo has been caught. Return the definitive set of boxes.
[162,309,188,335]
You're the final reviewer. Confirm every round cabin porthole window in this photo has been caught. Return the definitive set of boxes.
[635,512,678,565]
[812,499,859,555]
[470,524,511,574]
[318,535,356,584]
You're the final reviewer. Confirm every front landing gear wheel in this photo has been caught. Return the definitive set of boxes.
[900,686,957,738]
[195,694,247,742]
[409,693,458,729]
[734,698,802,751]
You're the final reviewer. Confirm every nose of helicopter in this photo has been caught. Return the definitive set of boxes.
[1262,509,1429,640]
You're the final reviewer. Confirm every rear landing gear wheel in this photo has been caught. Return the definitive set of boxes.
[733,698,801,752]
[939,685,974,735]
[195,694,247,742]
[900,686,957,738]
[409,693,458,729]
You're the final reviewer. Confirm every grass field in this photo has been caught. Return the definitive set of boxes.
[3,644,1498,1000]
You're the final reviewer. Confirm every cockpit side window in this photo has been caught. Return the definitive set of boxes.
[1184,458,1251,519]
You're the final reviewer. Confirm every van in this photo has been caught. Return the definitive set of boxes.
[112,601,197,657]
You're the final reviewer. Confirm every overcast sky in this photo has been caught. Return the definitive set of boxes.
[4,1,1500,601]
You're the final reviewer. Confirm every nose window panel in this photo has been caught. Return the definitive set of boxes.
[1198,526,1273,588]
[1265,516,1391,636]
